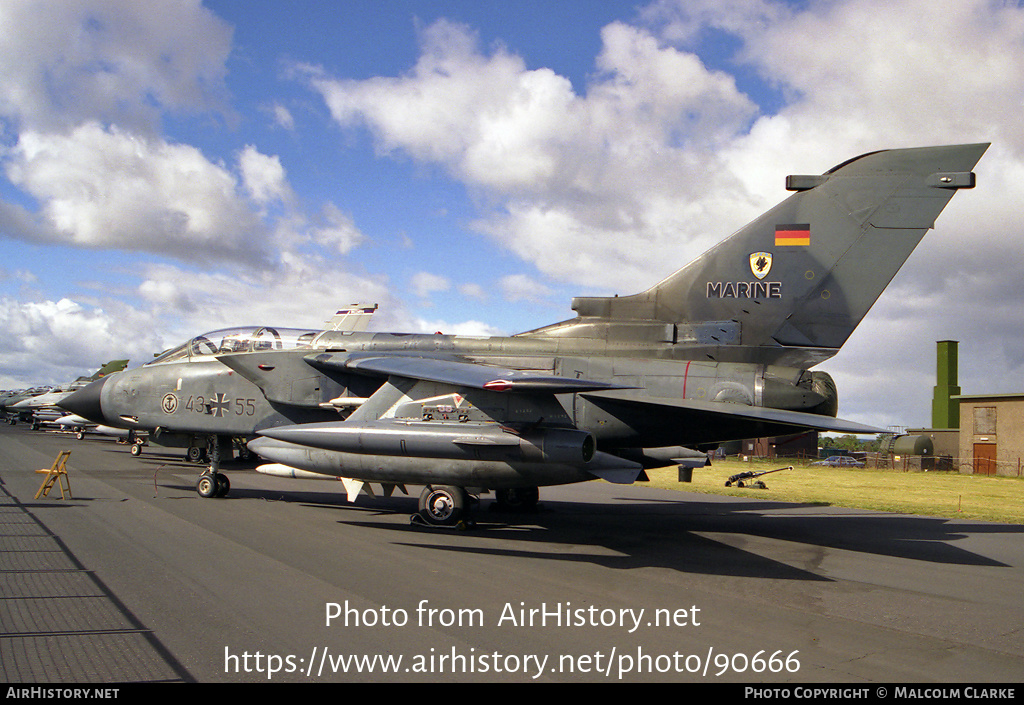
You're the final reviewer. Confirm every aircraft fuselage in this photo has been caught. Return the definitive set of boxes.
[76,330,836,451]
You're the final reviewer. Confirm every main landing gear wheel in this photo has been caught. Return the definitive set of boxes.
[196,472,230,498]
[416,485,470,528]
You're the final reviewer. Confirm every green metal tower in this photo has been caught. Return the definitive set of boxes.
[932,340,960,429]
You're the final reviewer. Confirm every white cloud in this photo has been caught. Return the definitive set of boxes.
[0,0,372,276]
[0,249,404,388]
[411,318,505,337]
[239,145,292,206]
[132,253,517,346]
[499,274,554,305]
[270,103,295,131]
[0,0,232,133]
[134,254,397,336]
[458,283,487,301]
[309,203,364,255]
[0,268,37,285]
[137,264,199,315]
[303,2,1024,293]
[0,295,162,387]
[0,246,514,388]
[0,3,288,270]
[306,17,760,291]
[4,123,270,265]
[410,271,451,301]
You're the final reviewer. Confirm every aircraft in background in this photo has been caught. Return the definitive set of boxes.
[3,359,128,426]
[1,387,50,424]
[60,144,987,526]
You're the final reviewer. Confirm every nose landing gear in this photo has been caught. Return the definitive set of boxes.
[196,471,230,498]
[194,435,231,498]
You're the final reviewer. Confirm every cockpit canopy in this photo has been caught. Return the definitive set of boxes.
[149,327,322,365]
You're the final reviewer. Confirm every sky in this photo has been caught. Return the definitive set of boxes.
[0,0,1021,431]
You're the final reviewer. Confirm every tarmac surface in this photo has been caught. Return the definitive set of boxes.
[2,422,1023,683]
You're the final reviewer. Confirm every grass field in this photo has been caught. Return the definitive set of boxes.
[643,458,1024,524]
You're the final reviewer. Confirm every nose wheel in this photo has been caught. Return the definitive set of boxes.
[196,471,230,498]
[193,435,232,498]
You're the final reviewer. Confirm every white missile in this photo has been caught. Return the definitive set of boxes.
[256,463,338,480]
[255,463,407,503]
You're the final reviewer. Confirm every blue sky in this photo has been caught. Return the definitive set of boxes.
[1,0,1022,430]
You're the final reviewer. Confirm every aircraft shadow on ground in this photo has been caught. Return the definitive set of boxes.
[394,500,1015,580]
[54,430,1015,580]
[193,482,1019,581]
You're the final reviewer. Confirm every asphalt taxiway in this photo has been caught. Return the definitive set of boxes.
[2,423,1023,683]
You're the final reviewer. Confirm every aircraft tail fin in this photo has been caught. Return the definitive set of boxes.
[76,359,129,383]
[322,304,377,332]
[523,143,987,363]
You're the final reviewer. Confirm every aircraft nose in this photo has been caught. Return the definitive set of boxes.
[57,376,109,424]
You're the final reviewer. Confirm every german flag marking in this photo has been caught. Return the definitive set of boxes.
[775,223,810,246]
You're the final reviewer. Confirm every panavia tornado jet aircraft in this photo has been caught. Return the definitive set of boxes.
[60,143,987,526]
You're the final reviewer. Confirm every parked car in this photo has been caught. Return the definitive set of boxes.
[811,455,865,468]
